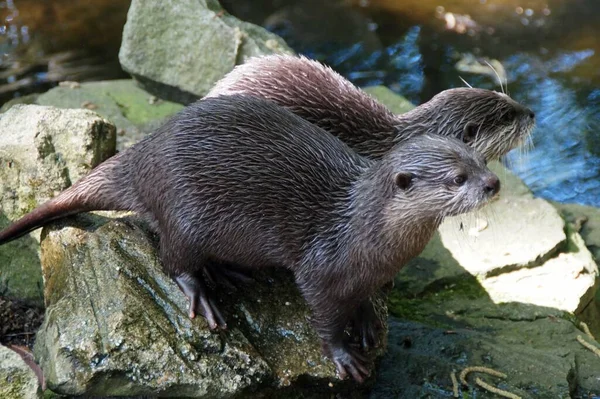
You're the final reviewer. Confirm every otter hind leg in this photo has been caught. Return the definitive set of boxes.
[159,235,228,330]
[174,273,227,330]
[204,261,255,291]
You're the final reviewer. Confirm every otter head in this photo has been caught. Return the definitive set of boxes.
[387,133,499,219]
[418,88,535,161]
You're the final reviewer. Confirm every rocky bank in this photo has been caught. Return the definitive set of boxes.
[0,1,599,398]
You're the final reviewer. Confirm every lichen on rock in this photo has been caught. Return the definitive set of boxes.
[0,345,42,399]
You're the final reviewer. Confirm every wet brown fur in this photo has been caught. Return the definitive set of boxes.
[0,95,499,381]
[206,55,535,161]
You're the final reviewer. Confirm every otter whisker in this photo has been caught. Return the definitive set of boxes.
[459,76,473,88]
[484,60,505,94]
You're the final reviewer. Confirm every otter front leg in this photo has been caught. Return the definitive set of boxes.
[350,299,383,352]
[299,283,371,382]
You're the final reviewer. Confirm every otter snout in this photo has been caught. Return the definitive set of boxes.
[526,108,535,119]
[517,104,535,120]
[483,174,500,196]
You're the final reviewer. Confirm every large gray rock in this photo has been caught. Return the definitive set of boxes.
[34,213,377,397]
[0,345,42,398]
[0,105,116,306]
[119,0,293,104]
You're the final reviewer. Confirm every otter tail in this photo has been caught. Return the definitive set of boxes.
[0,153,134,245]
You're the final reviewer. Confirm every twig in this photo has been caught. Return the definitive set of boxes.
[577,335,600,358]
[459,366,506,386]
[475,377,521,399]
[450,370,459,398]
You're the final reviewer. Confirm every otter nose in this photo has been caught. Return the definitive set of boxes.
[526,108,535,119]
[484,175,500,196]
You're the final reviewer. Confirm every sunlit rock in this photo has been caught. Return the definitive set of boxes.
[119,0,293,104]
[0,105,115,306]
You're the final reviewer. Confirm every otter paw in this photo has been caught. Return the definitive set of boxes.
[329,345,370,383]
[175,274,228,330]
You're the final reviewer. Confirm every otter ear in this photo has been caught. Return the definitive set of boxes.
[394,172,413,190]
[462,122,479,144]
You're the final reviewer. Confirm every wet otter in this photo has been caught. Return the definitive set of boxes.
[0,95,499,382]
[207,54,535,161]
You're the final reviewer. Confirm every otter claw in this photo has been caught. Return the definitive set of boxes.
[332,348,370,383]
[198,295,227,330]
[327,344,371,383]
[175,274,227,330]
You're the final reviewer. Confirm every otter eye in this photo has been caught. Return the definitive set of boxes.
[395,172,413,190]
[453,175,467,185]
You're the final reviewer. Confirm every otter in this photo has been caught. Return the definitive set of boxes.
[0,95,499,382]
[206,54,535,161]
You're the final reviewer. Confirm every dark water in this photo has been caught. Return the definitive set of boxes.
[2,0,599,206]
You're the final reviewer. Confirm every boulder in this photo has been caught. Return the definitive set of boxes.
[0,345,42,398]
[34,213,378,397]
[0,105,116,306]
[372,310,600,398]
[36,80,184,150]
[119,0,293,104]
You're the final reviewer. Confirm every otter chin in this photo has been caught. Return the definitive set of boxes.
[0,95,499,383]
[206,54,535,161]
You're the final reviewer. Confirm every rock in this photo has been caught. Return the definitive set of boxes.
[34,213,377,397]
[119,0,293,104]
[372,310,600,399]
[554,202,600,336]
[555,202,600,262]
[362,86,415,115]
[36,80,184,150]
[0,105,116,306]
[0,345,42,398]
[0,94,40,113]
